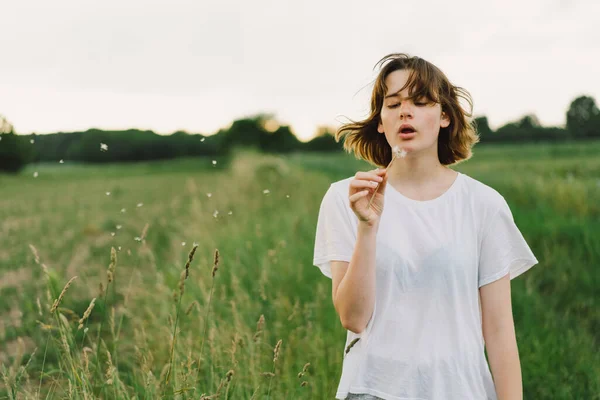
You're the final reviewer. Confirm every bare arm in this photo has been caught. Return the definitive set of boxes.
[480,273,523,400]
[331,220,379,334]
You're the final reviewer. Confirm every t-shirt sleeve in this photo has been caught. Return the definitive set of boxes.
[313,184,358,279]
[478,195,539,288]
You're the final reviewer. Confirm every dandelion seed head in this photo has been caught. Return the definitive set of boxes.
[111,232,115,237]
[286,194,290,198]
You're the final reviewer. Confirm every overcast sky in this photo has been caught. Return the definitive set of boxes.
[1,0,598,142]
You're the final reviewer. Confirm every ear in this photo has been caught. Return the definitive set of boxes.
[440,111,450,129]
[377,119,384,134]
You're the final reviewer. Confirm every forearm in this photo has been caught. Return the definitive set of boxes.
[485,330,523,400]
[334,221,378,333]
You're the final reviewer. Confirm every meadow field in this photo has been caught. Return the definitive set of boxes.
[0,141,599,399]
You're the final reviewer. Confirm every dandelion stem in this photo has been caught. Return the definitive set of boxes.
[367,148,403,209]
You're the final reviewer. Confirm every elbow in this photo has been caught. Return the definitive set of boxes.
[340,317,366,334]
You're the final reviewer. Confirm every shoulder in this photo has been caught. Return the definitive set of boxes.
[328,176,354,196]
[459,173,509,216]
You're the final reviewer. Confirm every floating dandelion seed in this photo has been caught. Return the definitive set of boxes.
[30,139,35,144]
[118,246,122,251]
[201,138,205,142]
[212,160,217,165]
[111,232,115,237]
[206,193,212,198]
[106,192,111,196]
[213,210,219,218]
[100,143,108,151]
[286,194,290,198]
[33,172,38,178]
[121,208,126,213]
[134,237,142,242]
[181,242,186,246]
[263,189,270,194]
[59,159,64,164]
[228,210,233,215]
[137,203,143,207]
[367,145,406,209]
[116,225,122,230]
[193,242,199,247]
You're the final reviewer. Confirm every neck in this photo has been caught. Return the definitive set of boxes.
[387,153,449,187]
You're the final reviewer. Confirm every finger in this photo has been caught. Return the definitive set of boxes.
[355,171,385,183]
[349,190,370,204]
[350,179,380,192]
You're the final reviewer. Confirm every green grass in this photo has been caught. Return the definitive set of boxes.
[0,142,599,399]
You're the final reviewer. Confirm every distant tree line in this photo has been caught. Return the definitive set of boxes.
[1,95,599,173]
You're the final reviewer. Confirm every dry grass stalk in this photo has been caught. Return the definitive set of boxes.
[185,244,198,278]
[185,300,199,315]
[107,247,117,283]
[78,298,96,330]
[273,339,282,363]
[29,244,40,264]
[50,276,78,313]
[211,249,219,277]
[297,362,310,378]
[140,223,150,242]
[253,314,265,342]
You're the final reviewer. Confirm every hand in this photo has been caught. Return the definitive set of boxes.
[348,168,388,225]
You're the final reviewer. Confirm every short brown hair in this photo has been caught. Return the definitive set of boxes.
[335,53,480,168]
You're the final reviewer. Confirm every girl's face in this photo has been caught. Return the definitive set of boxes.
[377,69,450,156]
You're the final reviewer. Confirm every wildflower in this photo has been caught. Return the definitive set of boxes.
[367,145,406,208]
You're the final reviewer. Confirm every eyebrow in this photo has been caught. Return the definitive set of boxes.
[384,92,401,100]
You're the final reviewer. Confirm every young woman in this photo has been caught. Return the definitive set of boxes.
[313,53,539,400]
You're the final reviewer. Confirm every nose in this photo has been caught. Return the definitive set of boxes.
[399,102,413,119]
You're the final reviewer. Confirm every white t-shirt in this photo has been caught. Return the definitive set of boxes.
[313,171,539,400]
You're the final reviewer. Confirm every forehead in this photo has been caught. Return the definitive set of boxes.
[384,69,413,96]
